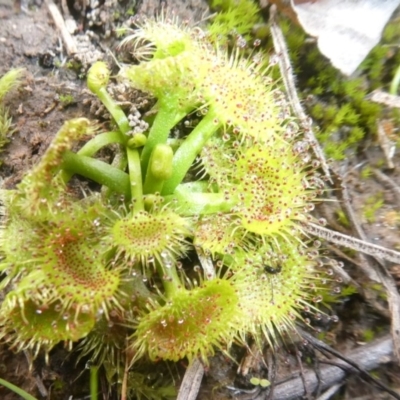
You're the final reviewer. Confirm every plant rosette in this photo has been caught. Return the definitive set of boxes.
[0,15,334,368]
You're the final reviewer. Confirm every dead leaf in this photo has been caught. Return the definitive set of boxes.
[270,0,400,76]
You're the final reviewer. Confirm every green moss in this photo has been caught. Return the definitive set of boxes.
[362,193,384,223]
[0,69,24,102]
[276,15,400,161]
[360,166,373,179]
[336,210,350,227]
[370,282,387,301]
[321,284,357,305]
[128,372,176,400]
[0,69,24,156]
[208,0,261,45]
[58,93,75,107]
[361,328,375,342]
[0,106,14,151]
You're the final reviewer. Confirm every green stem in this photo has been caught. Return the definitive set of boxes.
[101,148,128,199]
[143,144,173,194]
[140,96,187,174]
[90,365,99,400]
[164,188,236,215]
[390,64,400,95]
[0,378,38,400]
[155,260,181,298]
[97,87,131,136]
[78,131,124,157]
[61,131,125,182]
[162,110,220,195]
[175,181,216,193]
[127,147,144,212]
[61,151,130,197]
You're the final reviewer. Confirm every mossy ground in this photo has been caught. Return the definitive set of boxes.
[1,1,400,399]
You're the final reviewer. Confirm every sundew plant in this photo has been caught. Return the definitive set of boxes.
[0,16,334,378]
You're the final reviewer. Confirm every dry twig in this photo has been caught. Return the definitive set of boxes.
[303,222,400,264]
[372,167,400,208]
[252,334,397,400]
[368,89,400,109]
[376,120,396,169]
[45,0,77,55]
[177,358,205,400]
[268,4,331,183]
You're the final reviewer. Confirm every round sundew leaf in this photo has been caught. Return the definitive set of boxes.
[122,20,204,106]
[125,53,198,102]
[0,292,95,354]
[0,190,122,317]
[0,214,37,284]
[122,18,196,61]
[199,136,236,187]
[131,278,242,363]
[193,214,249,258]
[111,210,191,266]
[199,53,282,140]
[231,239,324,346]
[40,226,120,309]
[233,141,316,236]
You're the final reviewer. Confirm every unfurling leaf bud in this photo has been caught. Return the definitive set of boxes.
[87,61,110,94]
[149,144,173,181]
[127,133,147,149]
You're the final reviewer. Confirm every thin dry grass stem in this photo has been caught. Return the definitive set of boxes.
[268,5,331,183]
[332,171,383,282]
[372,167,400,208]
[196,247,216,279]
[303,219,400,362]
[252,335,399,400]
[303,222,400,265]
[121,352,129,400]
[316,384,342,400]
[300,330,400,399]
[324,245,367,297]
[266,352,277,400]
[333,170,400,362]
[295,348,311,400]
[262,333,398,400]
[325,244,363,270]
[387,287,400,362]
[24,350,48,397]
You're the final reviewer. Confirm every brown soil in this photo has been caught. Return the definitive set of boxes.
[1,0,400,399]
